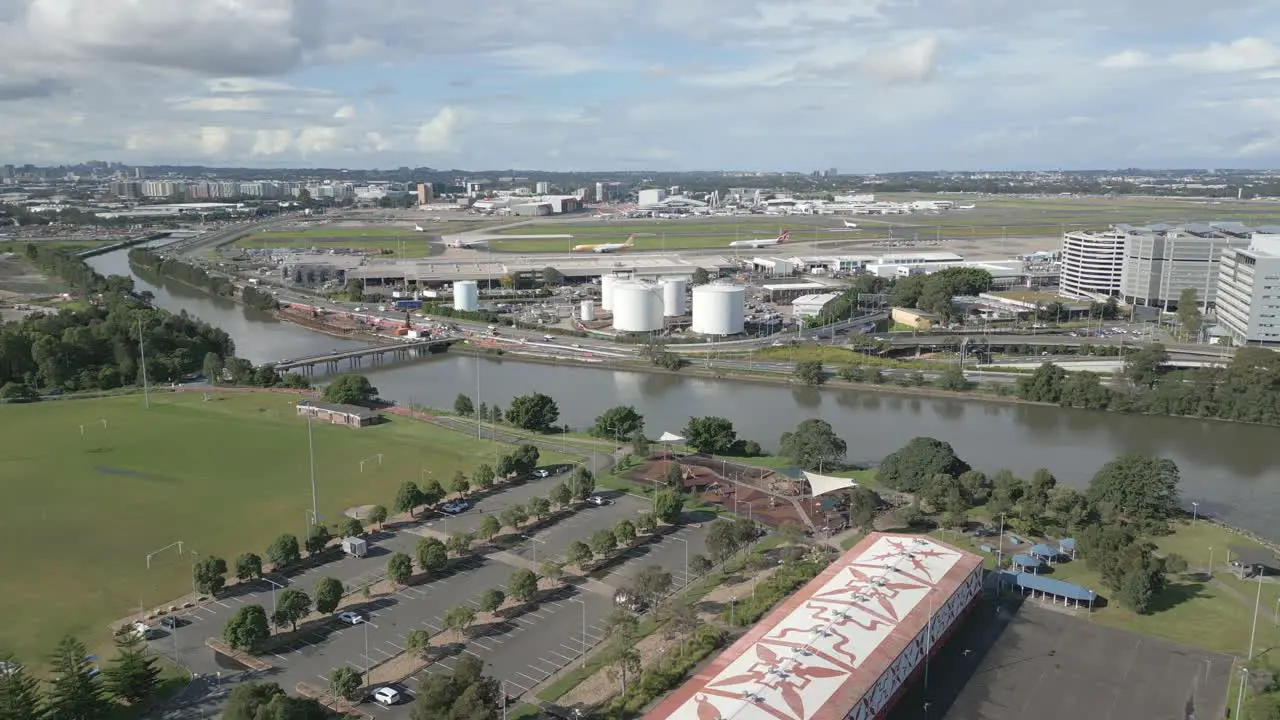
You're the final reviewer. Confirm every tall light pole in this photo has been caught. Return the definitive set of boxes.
[307,414,319,524]
[1191,501,1199,524]
[674,537,689,588]
[137,317,150,409]
[569,597,586,667]
[1248,568,1264,661]
[474,352,482,440]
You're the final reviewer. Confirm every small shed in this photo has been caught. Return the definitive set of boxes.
[341,536,368,558]
[1059,538,1077,559]
[999,571,1096,609]
[297,400,380,428]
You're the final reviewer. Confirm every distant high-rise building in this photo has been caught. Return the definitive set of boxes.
[134,167,143,179]
[535,181,550,194]
[827,168,838,178]
[595,182,605,202]
[1,165,13,180]
[417,183,433,206]
[1215,233,1280,346]
[108,181,142,199]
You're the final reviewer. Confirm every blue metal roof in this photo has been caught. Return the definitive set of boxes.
[1030,543,1058,557]
[1011,554,1043,568]
[1000,571,1095,602]
[1059,538,1076,552]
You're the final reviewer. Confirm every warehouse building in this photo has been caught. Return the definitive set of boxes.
[1119,223,1252,310]
[643,533,983,720]
[791,293,841,319]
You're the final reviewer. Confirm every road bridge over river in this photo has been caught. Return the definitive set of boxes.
[275,336,461,374]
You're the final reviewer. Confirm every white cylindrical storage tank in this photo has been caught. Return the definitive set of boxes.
[600,274,616,311]
[579,299,595,322]
[691,284,746,336]
[661,278,688,317]
[453,280,479,311]
[611,281,664,332]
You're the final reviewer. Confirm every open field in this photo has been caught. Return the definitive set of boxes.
[0,251,68,295]
[0,390,569,668]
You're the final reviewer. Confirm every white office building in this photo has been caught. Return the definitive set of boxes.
[638,188,667,207]
[1119,223,1252,310]
[1215,233,1280,346]
[792,293,841,319]
[1060,229,1127,299]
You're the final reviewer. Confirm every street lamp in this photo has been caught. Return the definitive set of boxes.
[569,597,587,667]
[522,534,545,565]
[1191,501,1199,524]
[674,537,689,588]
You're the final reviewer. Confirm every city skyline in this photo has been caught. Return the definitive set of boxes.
[1,0,1279,171]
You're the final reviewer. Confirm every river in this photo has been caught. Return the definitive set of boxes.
[87,248,1280,539]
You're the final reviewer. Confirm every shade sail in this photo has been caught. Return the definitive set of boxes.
[657,432,685,443]
[802,471,858,498]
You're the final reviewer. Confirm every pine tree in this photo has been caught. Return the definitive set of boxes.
[0,654,42,720]
[45,636,109,720]
[105,633,160,706]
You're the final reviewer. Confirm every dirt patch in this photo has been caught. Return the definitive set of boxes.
[627,457,814,529]
[345,505,378,520]
[0,252,67,296]
[697,565,784,622]
[560,632,683,708]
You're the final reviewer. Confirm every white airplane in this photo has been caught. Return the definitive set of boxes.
[729,230,790,249]
[413,224,426,232]
[957,204,976,210]
[572,235,635,253]
[843,220,858,228]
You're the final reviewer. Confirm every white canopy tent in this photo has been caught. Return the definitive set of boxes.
[803,471,858,498]
[657,432,685,443]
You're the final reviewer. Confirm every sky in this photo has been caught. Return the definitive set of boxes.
[1,0,1280,172]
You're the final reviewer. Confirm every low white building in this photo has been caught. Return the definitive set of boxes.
[791,293,841,319]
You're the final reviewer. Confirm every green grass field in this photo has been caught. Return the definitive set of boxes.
[0,390,568,667]
[253,227,427,239]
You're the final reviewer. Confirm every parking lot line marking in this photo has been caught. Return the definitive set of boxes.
[549,650,574,662]
[387,642,404,651]
[503,678,531,694]
[374,648,394,658]
[560,643,582,655]
[516,671,541,684]
[534,658,560,671]
[272,652,288,661]
[463,648,484,659]
[514,617,538,627]
[346,660,365,671]
[471,639,494,651]
[212,599,232,608]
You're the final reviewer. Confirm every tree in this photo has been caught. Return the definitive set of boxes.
[412,675,459,720]
[570,466,596,501]
[339,517,364,538]
[777,522,806,546]
[591,405,644,441]
[0,654,41,718]
[794,360,825,386]
[450,471,470,497]
[477,515,501,542]
[446,532,473,557]
[478,588,506,614]
[540,561,564,582]
[304,524,332,556]
[404,628,431,658]
[511,444,540,475]
[877,437,971,493]
[549,482,572,509]
[104,632,159,706]
[526,496,551,521]
[500,505,528,530]
[603,642,641,694]
[387,552,414,586]
[633,431,651,457]
[321,373,378,406]
[273,588,311,632]
[1123,343,1169,390]
[690,554,713,574]
[222,605,270,653]
[202,351,223,385]
[614,519,637,546]
[368,505,388,529]
[394,481,424,518]
[224,682,287,720]
[266,534,301,570]
[653,490,684,524]
[1087,455,1181,523]
[1176,287,1203,339]
[632,566,673,605]
[848,487,878,530]
[938,365,971,391]
[567,541,593,569]
[328,666,362,702]
[473,463,495,490]
[420,478,445,507]
[664,461,684,490]
[779,418,847,471]
[0,382,37,403]
[416,538,449,576]
[193,555,228,595]
[504,392,560,432]
[692,267,711,285]
[314,577,344,615]
[444,605,476,638]
[636,512,657,534]
[508,569,538,604]
[490,404,503,424]
[707,522,744,562]
[453,393,474,417]
[252,694,330,719]
[682,416,737,455]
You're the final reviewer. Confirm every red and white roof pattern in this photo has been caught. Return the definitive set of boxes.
[644,533,981,720]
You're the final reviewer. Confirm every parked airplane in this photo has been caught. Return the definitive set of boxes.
[572,235,635,253]
[956,204,976,210]
[413,224,426,232]
[843,220,858,228]
[728,230,790,249]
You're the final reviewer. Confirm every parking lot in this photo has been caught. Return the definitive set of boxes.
[145,479,721,715]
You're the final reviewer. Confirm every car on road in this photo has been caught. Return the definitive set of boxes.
[532,468,551,478]
[338,611,364,625]
[441,500,471,514]
[372,687,402,706]
[158,616,185,630]
[586,495,611,506]
[130,622,154,639]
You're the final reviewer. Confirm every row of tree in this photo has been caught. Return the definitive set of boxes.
[0,634,163,719]
[1016,343,1280,426]
[128,248,279,312]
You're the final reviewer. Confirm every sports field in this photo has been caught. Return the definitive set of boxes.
[0,390,567,667]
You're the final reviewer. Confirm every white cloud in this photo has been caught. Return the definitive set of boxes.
[296,126,341,154]
[416,107,461,153]
[251,129,293,156]
[174,97,265,112]
[333,104,357,119]
[1099,49,1150,69]
[1168,37,1280,73]
[487,44,601,75]
[198,126,231,155]
[859,36,940,84]
[365,131,390,152]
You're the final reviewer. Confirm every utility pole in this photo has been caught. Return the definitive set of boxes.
[307,414,319,524]
[137,317,150,409]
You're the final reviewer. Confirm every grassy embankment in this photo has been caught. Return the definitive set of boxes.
[0,390,570,667]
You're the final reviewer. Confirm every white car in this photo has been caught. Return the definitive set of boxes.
[586,495,610,507]
[338,611,364,625]
[441,500,470,514]
[532,469,551,478]
[372,687,402,706]
[131,622,153,639]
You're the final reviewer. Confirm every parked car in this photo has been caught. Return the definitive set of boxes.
[441,500,471,514]
[586,495,610,507]
[158,616,185,630]
[338,611,364,625]
[372,687,402,706]
[532,468,551,478]
[130,622,153,639]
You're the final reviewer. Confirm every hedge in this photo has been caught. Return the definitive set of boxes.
[722,560,825,627]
